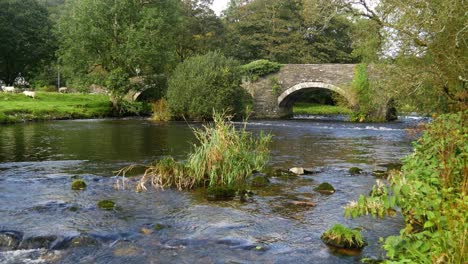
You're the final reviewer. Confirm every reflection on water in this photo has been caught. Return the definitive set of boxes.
[0,118,417,263]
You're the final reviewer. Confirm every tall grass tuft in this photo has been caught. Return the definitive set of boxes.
[135,111,271,191]
[151,99,171,121]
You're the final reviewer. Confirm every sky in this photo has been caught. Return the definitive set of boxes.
[211,0,230,16]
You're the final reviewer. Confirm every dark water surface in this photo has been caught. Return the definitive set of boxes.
[0,117,420,263]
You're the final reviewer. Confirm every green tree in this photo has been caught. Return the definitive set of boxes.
[223,0,356,63]
[175,0,226,61]
[344,0,468,112]
[167,51,249,120]
[56,0,181,100]
[0,0,55,85]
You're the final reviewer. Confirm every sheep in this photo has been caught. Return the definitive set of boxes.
[23,91,36,99]
[3,86,16,93]
[58,87,68,93]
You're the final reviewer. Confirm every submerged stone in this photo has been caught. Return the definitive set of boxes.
[348,167,362,174]
[0,230,23,251]
[71,180,87,190]
[314,182,335,194]
[153,223,169,231]
[97,200,115,210]
[19,235,57,250]
[250,175,270,187]
[206,186,236,201]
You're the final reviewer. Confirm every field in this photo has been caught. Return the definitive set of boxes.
[0,92,112,123]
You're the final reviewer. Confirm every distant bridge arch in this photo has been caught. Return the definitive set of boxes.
[277,81,355,108]
[243,64,357,118]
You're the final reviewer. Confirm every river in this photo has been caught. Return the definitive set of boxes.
[0,117,422,263]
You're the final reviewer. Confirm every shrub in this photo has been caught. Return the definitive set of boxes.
[345,112,467,263]
[167,51,249,120]
[151,99,171,121]
[135,112,272,191]
[240,60,282,81]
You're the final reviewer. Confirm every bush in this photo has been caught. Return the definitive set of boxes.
[241,59,282,81]
[167,51,249,120]
[345,112,467,263]
[151,99,171,121]
[135,112,272,191]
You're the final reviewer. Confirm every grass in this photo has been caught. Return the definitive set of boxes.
[0,92,112,123]
[293,102,352,115]
[321,224,366,249]
[133,111,272,191]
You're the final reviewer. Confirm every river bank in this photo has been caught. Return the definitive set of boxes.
[0,92,113,124]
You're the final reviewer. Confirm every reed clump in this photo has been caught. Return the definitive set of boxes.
[135,111,271,191]
[321,224,366,249]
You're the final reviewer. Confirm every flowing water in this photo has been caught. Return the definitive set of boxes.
[0,117,423,263]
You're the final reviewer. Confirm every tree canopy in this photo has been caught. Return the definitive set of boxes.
[0,0,55,85]
[56,0,181,95]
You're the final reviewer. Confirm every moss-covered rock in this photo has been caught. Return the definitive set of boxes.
[206,186,236,201]
[71,180,87,190]
[321,224,366,249]
[97,200,115,210]
[348,167,362,174]
[250,175,270,187]
[314,182,335,194]
[263,167,296,178]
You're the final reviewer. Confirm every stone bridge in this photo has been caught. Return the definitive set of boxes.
[243,64,357,118]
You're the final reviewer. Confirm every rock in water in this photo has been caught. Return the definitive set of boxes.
[348,167,362,174]
[71,179,87,190]
[314,182,335,194]
[19,235,57,250]
[289,167,305,175]
[0,230,23,251]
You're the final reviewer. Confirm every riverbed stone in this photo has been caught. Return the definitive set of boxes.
[289,167,305,175]
[71,179,87,190]
[314,182,335,194]
[206,186,236,201]
[0,230,23,251]
[348,167,362,174]
[19,235,58,250]
[97,200,116,210]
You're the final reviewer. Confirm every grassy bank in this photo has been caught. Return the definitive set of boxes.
[293,103,352,115]
[0,92,113,123]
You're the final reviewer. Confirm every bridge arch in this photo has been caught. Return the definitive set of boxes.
[277,81,355,108]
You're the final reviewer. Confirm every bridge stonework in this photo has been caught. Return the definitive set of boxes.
[243,64,357,118]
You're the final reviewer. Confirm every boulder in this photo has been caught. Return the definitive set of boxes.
[289,167,305,175]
